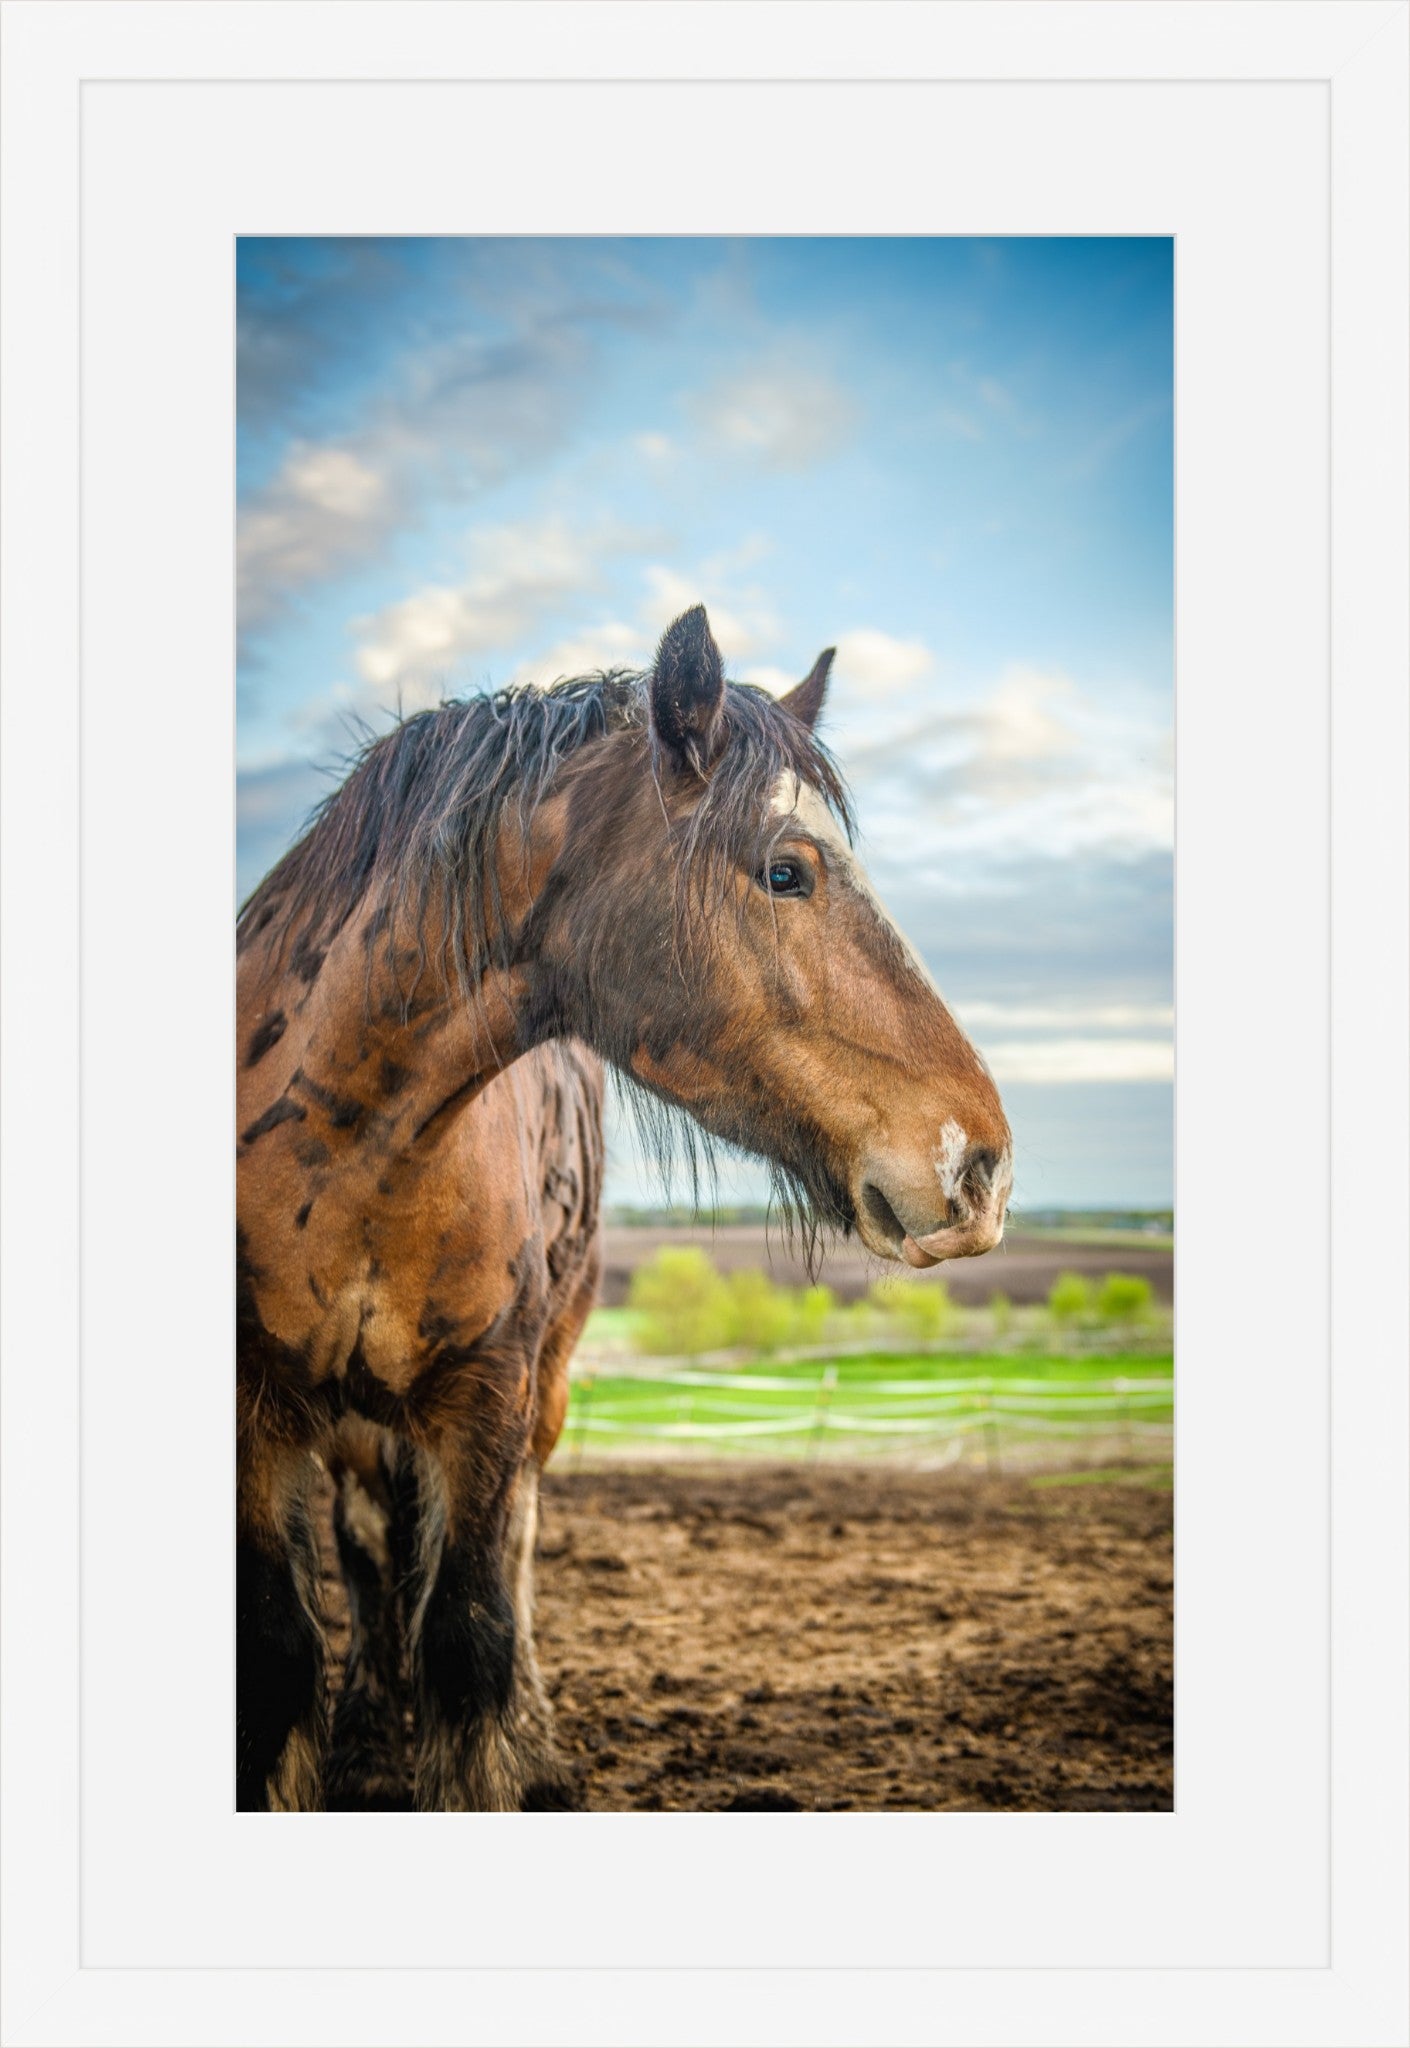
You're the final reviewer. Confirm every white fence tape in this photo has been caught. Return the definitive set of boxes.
[591,1369,1171,1397]
[568,1372,1174,1452]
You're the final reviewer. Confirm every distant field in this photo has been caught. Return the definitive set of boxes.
[578,1316,1169,1379]
[599,1222,1173,1308]
[1013,1225,1174,1251]
[576,1342,1173,1383]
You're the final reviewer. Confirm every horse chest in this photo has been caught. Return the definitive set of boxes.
[236,997,584,1424]
[242,1175,539,1410]
[320,1242,529,1402]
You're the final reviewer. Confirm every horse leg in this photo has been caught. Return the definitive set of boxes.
[236,1424,327,1812]
[407,1448,527,1812]
[511,1264,601,1807]
[406,1242,598,1811]
[505,1463,579,1808]
[325,1421,413,1810]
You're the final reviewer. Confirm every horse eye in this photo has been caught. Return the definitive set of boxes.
[759,859,804,896]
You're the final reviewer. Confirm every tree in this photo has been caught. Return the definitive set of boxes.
[628,1246,733,1355]
[1047,1271,1095,1327]
[1097,1272,1154,1326]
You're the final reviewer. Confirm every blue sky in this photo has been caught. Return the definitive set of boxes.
[237,237,1173,1210]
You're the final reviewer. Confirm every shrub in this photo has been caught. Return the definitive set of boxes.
[627,1252,836,1356]
[1047,1270,1096,1327]
[793,1284,836,1347]
[829,1297,877,1345]
[869,1276,958,1343]
[725,1269,796,1353]
[1097,1272,1154,1325]
[988,1290,1013,1339]
[628,1247,733,1355]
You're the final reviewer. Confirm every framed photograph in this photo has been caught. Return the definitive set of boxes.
[2,4,1405,2045]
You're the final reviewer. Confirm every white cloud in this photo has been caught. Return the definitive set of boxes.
[840,659,1172,865]
[639,565,778,659]
[951,998,1175,1089]
[341,528,784,727]
[738,665,796,697]
[237,267,632,642]
[955,1001,1174,1034]
[690,364,854,470]
[237,442,394,633]
[833,629,935,697]
[633,431,675,461]
[357,588,481,691]
[509,620,649,686]
[983,1038,1174,1084]
[979,666,1078,763]
[354,517,626,693]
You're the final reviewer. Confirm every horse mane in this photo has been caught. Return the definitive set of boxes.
[238,665,856,1260]
[238,667,851,979]
[238,667,855,1252]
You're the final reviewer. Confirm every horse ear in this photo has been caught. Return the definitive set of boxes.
[649,605,726,772]
[778,648,834,732]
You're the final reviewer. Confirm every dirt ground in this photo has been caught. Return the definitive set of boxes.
[599,1223,1173,1309]
[532,1463,1173,1812]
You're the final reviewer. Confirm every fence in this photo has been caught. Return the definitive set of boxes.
[564,1367,1174,1471]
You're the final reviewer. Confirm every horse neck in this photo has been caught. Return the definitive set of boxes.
[245,898,536,1153]
[240,776,591,1155]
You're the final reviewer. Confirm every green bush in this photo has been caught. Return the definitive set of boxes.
[627,1252,838,1356]
[725,1269,796,1353]
[988,1290,1014,1339]
[628,1247,734,1355]
[1047,1270,1096,1327]
[1096,1272,1154,1325]
[829,1297,877,1345]
[793,1283,836,1346]
[869,1276,958,1343]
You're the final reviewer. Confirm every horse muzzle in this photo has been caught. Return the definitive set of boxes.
[898,1202,1007,1267]
[859,1144,1012,1266]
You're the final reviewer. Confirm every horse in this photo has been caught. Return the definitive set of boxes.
[235,604,1013,1811]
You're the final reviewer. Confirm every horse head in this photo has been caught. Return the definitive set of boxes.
[529,606,1012,1265]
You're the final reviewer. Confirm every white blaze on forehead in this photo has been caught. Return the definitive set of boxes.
[769,773,943,995]
[935,1119,970,1200]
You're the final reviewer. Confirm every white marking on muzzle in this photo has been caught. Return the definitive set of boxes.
[934,1119,970,1203]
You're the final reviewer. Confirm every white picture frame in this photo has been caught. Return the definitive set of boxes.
[1,4,1405,2044]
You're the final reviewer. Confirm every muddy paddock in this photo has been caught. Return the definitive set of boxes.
[317,1461,1170,1812]
[532,1464,1172,1812]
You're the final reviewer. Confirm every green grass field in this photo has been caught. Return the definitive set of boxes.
[562,1347,1173,1462]
[570,1244,1174,1467]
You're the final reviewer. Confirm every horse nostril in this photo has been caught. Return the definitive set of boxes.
[861,1180,907,1247]
[962,1147,999,1196]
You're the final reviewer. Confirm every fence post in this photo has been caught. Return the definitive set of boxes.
[983,1376,1000,1476]
[808,1363,838,1460]
[1115,1375,1132,1464]
[571,1373,595,1469]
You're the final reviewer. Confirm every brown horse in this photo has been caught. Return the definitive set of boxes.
[235,605,1012,1811]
